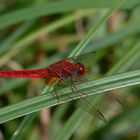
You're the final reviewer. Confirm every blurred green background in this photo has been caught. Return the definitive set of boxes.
[0,0,140,140]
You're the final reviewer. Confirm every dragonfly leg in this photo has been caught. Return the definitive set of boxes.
[45,77,62,104]
[58,79,75,101]
[53,80,72,104]
[53,83,62,104]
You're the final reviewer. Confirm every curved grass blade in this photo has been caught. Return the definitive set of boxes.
[0,69,139,124]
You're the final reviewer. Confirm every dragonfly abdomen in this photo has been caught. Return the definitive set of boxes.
[0,69,49,78]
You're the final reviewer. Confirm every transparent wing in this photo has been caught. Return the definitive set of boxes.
[77,97,107,122]
[57,76,107,122]
[67,51,96,68]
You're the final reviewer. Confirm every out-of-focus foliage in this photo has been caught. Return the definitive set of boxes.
[0,0,140,140]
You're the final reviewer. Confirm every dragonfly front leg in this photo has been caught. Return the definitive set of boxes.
[71,73,83,92]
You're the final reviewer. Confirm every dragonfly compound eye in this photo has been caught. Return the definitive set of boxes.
[75,63,87,76]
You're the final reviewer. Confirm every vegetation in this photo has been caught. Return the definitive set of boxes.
[0,0,140,140]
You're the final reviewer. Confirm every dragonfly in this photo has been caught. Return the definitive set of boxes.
[0,52,107,122]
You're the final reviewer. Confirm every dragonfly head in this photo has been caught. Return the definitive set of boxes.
[75,63,87,76]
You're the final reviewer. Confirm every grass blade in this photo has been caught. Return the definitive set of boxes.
[0,0,139,29]
[0,69,139,124]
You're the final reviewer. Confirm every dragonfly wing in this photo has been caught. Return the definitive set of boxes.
[56,76,107,122]
[67,51,96,68]
[77,97,107,122]
[54,80,106,122]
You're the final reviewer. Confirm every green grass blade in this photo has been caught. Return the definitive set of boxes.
[86,23,140,52]
[92,102,140,139]
[70,0,126,56]
[10,113,36,140]
[0,69,139,124]
[0,21,34,56]
[0,0,139,29]
[108,40,140,74]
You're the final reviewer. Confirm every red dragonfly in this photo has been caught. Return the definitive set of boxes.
[0,52,106,122]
